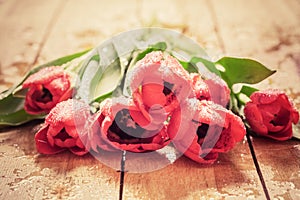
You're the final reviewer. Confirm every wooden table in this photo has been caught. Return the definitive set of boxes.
[1,0,300,199]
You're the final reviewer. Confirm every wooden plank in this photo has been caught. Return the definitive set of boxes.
[252,139,300,199]
[31,0,142,199]
[0,0,128,199]
[122,0,266,199]
[0,122,120,199]
[212,0,300,199]
[37,0,140,63]
[2,0,299,199]
[0,1,84,199]
[0,0,16,19]
[138,0,223,59]
[210,0,300,94]
[124,142,265,199]
[0,122,72,199]
[0,0,62,92]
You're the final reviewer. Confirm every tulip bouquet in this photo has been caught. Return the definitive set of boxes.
[0,28,299,167]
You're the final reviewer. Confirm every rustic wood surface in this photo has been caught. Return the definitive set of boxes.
[0,0,299,199]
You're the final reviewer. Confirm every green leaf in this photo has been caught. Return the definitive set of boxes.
[0,109,44,127]
[178,60,198,73]
[177,56,221,75]
[1,49,91,99]
[191,57,220,75]
[216,57,276,87]
[135,42,167,62]
[229,93,239,114]
[0,94,24,115]
[239,85,259,97]
[0,49,91,127]
[125,42,168,77]
[20,49,91,85]
[41,49,91,69]
[12,86,27,98]
[89,58,124,102]
[93,91,113,103]
[0,94,44,127]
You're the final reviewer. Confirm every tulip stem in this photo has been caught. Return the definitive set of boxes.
[119,150,126,200]
[246,130,271,200]
[236,113,270,200]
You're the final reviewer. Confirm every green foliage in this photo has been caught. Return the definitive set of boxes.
[0,42,277,127]
[135,42,167,62]
[0,49,91,127]
[216,57,276,87]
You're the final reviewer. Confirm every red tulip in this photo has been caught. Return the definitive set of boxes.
[189,73,230,107]
[129,51,192,115]
[89,97,170,153]
[244,89,299,141]
[22,66,73,115]
[168,99,246,164]
[35,99,90,155]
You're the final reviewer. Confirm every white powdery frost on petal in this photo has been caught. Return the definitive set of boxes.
[45,99,90,127]
[185,98,199,113]
[128,51,191,97]
[112,96,132,106]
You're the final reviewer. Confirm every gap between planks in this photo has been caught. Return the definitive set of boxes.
[30,0,69,68]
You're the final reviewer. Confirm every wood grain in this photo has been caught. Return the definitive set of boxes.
[251,138,300,199]
[122,0,265,199]
[0,0,62,92]
[212,0,300,199]
[211,0,300,94]
[0,0,128,198]
[37,0,140,63]
[123,142,265,199]
[0,0,300,199]
[0,122,121,199]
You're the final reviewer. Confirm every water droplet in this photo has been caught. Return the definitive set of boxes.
[9,186,18,192]
[41,168,51,177]
[289,170,300,180]
[293,144,300,151]
[82,180,90,184]
[13,169,22,175]
[87,166,98,171]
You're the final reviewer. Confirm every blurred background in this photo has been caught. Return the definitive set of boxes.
[1,0,299,99]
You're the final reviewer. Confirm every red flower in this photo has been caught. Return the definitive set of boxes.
[22,66,73,115]
[168,99,246,164]
[129,51,192,115]
[244,89,299,141]
[189,73,230,107]
[35,99,90,155]
[90,97,170,153]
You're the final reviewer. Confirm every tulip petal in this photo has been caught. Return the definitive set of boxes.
[69,146,89,156]
[22,66,72,115]
[169,99,246,164]
[244,102,268,135]
[245,89,299,140]
[35,124,64,154]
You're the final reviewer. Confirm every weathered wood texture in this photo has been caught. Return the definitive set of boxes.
[211,1,300,199]
[0,0,299,199]
[123,0,265,199]
[0,0,63,92]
